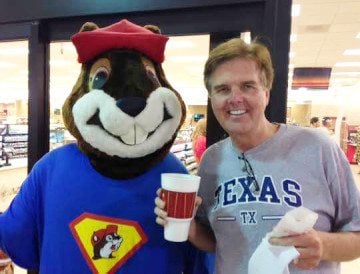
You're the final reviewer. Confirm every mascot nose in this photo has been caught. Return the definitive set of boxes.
[116,97,147,117]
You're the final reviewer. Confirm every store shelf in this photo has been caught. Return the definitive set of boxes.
[0,124,28,163]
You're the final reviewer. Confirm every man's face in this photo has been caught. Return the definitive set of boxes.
[208,57,270,138]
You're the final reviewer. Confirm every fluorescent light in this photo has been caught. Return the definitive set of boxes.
[343,49,360,55]
[332,72,360,76]
[0,62,18,68]
[292,4,301,17]
[166,40,194,49]
[50,60,75,66]
[290,34,297,43]
[334,62,360,67]
[240,32,251,44]
[167,56,207,63]
[0,47,28,56]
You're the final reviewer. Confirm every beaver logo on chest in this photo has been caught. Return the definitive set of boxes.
[91,225,122,259]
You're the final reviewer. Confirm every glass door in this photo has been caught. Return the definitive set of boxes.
[0,40,28,274]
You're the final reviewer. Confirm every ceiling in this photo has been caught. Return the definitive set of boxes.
[290,0,360,89]
[1,0,360,108]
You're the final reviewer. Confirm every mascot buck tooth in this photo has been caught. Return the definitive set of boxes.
[0,19,208,274]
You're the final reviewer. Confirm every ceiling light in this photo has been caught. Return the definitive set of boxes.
[343,49,360,55]
[290,34,297,43]
[0,62,18,68]
[49,60,74,66]
[0,47,28,56]
[291,4,301,17]
[166,40,194,49]
[334,62,360,67]
[240,32,251,44]
[331,72,360,76]
[167,56,207,63]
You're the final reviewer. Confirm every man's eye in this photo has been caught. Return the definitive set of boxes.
[216,87,230,94]
[243,84,256,91]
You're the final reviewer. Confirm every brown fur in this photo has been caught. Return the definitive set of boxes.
[62,22,186,179]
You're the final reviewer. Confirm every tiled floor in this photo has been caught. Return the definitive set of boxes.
[13,165,360,274]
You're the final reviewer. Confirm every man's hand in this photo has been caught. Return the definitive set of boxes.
[154,188,168,226]
[269,229,323,270]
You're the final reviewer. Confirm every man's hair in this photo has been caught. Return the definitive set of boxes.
[204,38,274,91]
[310,117,319,124]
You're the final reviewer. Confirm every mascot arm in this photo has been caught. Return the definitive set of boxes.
[0,161,44,269]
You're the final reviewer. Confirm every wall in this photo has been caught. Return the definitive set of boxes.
[289,103,311,126]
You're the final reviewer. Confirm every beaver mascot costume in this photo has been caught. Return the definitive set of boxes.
[0,19,209,274]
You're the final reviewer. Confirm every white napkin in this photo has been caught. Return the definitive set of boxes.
[248,207,318,274]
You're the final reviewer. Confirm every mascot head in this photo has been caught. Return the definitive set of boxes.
[62,19,186,179]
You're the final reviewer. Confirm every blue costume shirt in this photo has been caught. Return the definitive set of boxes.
[0,144,209,274]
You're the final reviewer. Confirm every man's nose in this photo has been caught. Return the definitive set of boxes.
[227,86,244,101]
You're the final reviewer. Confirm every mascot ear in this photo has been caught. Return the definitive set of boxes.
[79,22,99,32]
[144,24,161,34]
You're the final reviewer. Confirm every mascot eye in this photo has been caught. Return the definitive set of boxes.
[106,235,113,241]
[90,67,109,89]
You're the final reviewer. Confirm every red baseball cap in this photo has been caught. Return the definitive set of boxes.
[71,19,169,64]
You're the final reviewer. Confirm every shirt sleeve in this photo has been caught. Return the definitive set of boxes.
[325,141,360,232]
[0,160,45,269]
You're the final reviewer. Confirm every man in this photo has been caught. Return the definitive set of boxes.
[321,117,334,135]
[155,38,360,273]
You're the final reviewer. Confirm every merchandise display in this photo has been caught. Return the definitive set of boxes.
[0,124,28,166]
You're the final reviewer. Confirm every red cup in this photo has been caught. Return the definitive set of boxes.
[161,173,201,242]
[162,190,197,219]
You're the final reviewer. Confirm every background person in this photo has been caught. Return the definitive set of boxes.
[340,116,349,153]
[0,213,13,274]
[155,37,360,274]
[310,117,320,128]
[356,126,360,174]
[191,118,207,164]
[321,117,334,135]
[0,249,13,274]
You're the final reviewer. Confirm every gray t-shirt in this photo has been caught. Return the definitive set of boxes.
[197,124,360,274]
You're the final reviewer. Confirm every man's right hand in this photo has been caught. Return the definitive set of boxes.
[154,188,202,227]
[154,188,168,226]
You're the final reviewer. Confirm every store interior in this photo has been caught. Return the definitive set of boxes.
[0,0,360,273]
[1,0,360,187]
[1,1,360,162]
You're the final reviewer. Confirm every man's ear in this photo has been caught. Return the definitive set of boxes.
[265,89,271,106]
[144,24,161,34]
[79,22,99,32]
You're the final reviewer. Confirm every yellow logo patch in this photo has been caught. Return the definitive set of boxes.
[70,213,147,274]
